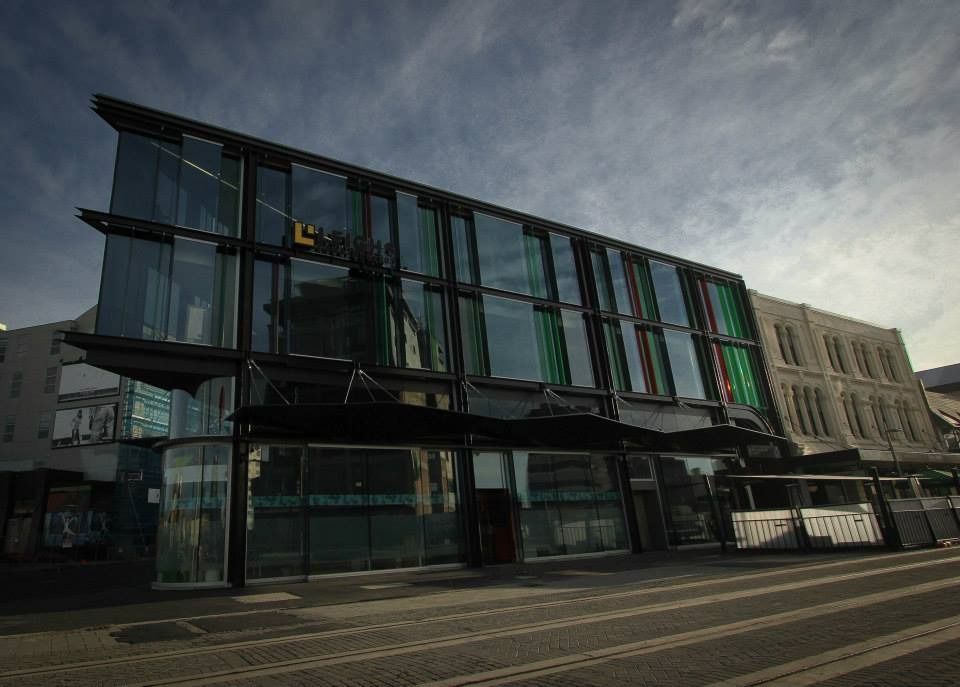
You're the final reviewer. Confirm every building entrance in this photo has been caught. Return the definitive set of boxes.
[473,452,517,564]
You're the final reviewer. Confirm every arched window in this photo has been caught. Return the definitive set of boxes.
[863,346,876,378]
[869,396,884,437]
[834,338,849,373]
[774,324,791,364]
[824,335,839,371]
[815,388,832,437]
[853,343,866,376]
[878,397,896,440]
[851,394,867,439]
[785,326,803,366]
[792,385,809,434]
[803,387,820,436]
[896,403,912,442]
[886,351,900,382]
[780,384,796,432]
[842,393,857,437]
[878,347,892,380]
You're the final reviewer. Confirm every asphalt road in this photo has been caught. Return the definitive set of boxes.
[0,547,958,686]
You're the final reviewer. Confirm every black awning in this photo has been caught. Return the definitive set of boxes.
[501,414,664,450]
[62,332,240,394]
[229,402,503,444]
[229,403,781,453]
[662,423,783,452]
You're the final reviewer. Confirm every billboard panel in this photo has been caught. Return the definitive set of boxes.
[52,404,117,448]
[58,363,120,401]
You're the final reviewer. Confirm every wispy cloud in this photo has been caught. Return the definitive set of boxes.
[0,0,956,369]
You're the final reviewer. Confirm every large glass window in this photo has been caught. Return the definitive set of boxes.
[473,213,529,294]
[169,377,234,439]
[155,444,230,585]
[550,234,581,305]
[462,296,592,386]
[291,164,347,236]
[452,216,480,285]
[649,260,690,327]
[255,166,291,245]
[96,235,237,347]
[289,447,464,577]
[663,329,707,399]
[483,295,540,380]
[714,342,763,408]
[285,259,396,365]
[397,193,441,277]
[605,321,707,399]
[512,453,627,558]
[699,279,749,338]
[247,446,306,579]
[400,279,447,372]
[111,131,240,236]
[252,259,282,353]
[658,455,727,546]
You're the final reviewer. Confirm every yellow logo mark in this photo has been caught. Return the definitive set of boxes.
[293,221,318,247]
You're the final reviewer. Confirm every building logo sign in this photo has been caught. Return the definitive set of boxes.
[293,221,396,268]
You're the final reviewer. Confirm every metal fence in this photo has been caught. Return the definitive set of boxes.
[887,496,960,547]
[732,503,884,551]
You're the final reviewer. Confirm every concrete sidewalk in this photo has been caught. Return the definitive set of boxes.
[0,546,883,635]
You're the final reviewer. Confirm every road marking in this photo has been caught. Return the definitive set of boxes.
[419,583,960,687]
[708,617,960,686]
[2,552,956,682]
[231,592,300,604]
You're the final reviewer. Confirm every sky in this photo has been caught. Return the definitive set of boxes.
[0,0,957,370]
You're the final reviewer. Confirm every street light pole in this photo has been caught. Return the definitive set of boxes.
[884,426,904,477]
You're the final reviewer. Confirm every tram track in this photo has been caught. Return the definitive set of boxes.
[2,553,957,686]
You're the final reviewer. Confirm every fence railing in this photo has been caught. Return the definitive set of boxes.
[887,497,960,547]
[732,503,884,551]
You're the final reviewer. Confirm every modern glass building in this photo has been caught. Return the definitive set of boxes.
[69,95,784,588]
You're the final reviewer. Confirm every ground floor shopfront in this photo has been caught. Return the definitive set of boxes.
[154,437,747,588]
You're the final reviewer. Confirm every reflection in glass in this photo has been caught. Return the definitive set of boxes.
[285,260,396,364]
[607,249,632,315]
[177,136,222,233]
[474,213,529,294]
[256,166,291,245]
[247,446,305,579]
[664,330,706,399]
[650,261,689,326]
[459,295,487,376]
[483,295,539,381]
[523,232,550,299]
[513,452,627,558]
[714,342,762,407]
[291,164,347,233]
[397,193,441,276]
[550,234,581,305]
[368,450,421,569]
[659,455,726,546]
[400,279,447,372]
[169,377,234,439]
[592,250,615,312]
[110,131,239,236]
[699,279,749,337]
[561,311,594,387]
[97,234,171,340]
[308,448,368,573]
[451,216,479,284]
[251,260,279,353]
[156,444,230,585]
[97,235,236,347]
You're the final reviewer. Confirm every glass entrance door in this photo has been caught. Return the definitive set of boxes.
[473,452,517,564]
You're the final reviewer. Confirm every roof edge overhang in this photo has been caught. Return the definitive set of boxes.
[62,332,241,394]
[90,93,743,281]
[227,402,784,453]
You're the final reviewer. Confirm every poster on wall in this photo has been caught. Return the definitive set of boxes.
[58,363,120,402]
[51,404,117,448]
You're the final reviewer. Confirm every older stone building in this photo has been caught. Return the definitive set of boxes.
[748,292,955,474]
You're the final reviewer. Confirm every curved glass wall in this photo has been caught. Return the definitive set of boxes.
[155,443,231,586]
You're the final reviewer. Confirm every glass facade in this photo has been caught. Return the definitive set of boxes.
[246,445,464,579]
[111,132,240,236]
[97,234,237,347]
[93,105,777,585]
